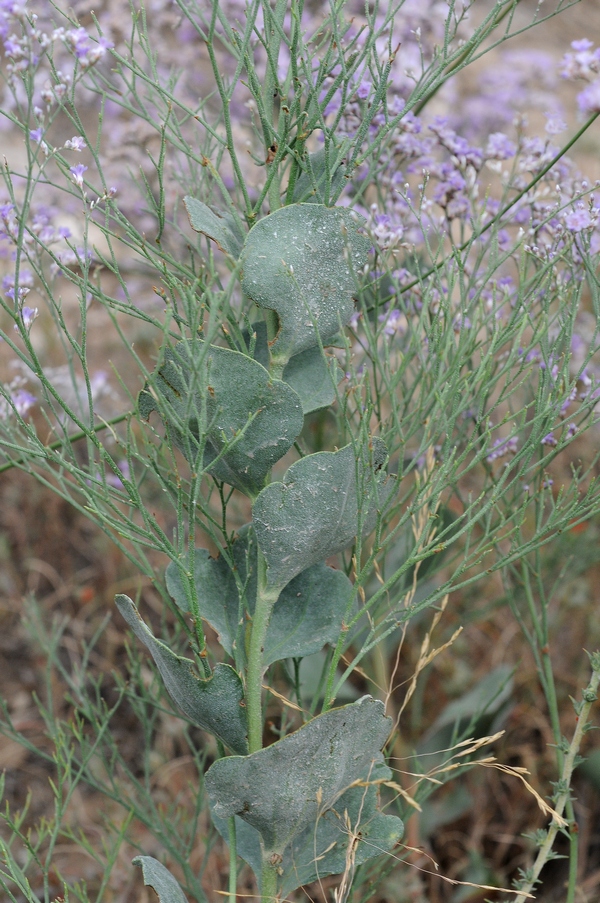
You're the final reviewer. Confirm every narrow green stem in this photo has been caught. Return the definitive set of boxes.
[228,816,237,903]
[261,0,288,211]
[508,655,600,903]
[246,548,281,753]
[0,408,132,476]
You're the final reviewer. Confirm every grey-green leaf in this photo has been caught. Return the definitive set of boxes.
[241,204,370,363]
[183,196,244,258]
[292,146,347,204]
[138,341,304,497]
[243,321,341,414]
[280,761,403,894]
[253,439,393,589]
[205,695,391,858]
[165,527,354,668]
[115,595,248,755]
[132,857,188,903]
[210,762,403,895]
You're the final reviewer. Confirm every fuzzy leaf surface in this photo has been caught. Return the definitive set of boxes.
[138,341,303,497]
[253,439,392,589]
[115,595,248,755]
[205,695,391,857]
[241,204,370,362]
[183,196,244,257]
[132,857,188,903]
[243,321,340,414]
[211,763,403,894]
[165,527,353,668]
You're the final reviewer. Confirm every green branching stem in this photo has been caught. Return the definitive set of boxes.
[507,653,600,903]
[261,0,288,211]
[246,548,281,753]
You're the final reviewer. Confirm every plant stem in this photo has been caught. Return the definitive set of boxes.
[228,816,237,903]
[246,548,281,753]
[261,861,279,903]
[508,653,600,903]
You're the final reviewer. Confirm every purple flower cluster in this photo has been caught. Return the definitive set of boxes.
[560,39,600,114]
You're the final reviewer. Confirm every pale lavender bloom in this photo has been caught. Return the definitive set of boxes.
[15,306,38,330]
[541,432,557,446]
[70,163,88,188]
[564,207,594,232]
[567,423,578,437]
[560,386,578,415]
[12,389,36,417]
[577,79,600,114]
[542,478,554,489]
[544,111,567,135]
[64,27,113,69]
[487,436,518,462]
[559,40,600,80]
[356,80,371,100]
[485,132,516,160]
[29,127,44,143]
[378,308,405,336]
[64,136,85,151]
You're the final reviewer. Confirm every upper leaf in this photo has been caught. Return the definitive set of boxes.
[291,146,347,204]
[138,341,304,497]
[166,526,354,669]
[115,595,248,755]
[240,204,370,363]
[132,857,188,903]
[183,196,245,258]
[205,695,391,858]
[253,439,393,589]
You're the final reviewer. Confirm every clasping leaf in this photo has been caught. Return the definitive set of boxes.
[241,203,370,365]
[116,595,248,755]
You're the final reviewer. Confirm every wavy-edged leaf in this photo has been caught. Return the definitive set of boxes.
[183,196,244,258]
[115,595,248,755]
[165,527,354,668]
[241,204,370,363]
[253,439,393,589]
[132,857,188,903]
[205,696,391,858]
[139,341,304,497]
[211,762,403,895]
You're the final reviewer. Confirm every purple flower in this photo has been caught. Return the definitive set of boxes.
[356,80,371,100]
[485,132,516,160]
[577,79,600,114]
[70,164,88,188]
[564,207,594,232]
[64,136,85,151]
[11,389,37,418]
[541,432,557,447]
[378,308,405,336]
[544,111,567,135]
[487,435,518,463]
[14,306,39,331]
[29,127,44,143]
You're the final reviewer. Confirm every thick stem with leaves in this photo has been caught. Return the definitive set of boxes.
[246,548,281,754]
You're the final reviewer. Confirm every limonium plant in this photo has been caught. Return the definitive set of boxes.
[2,0,600,901]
